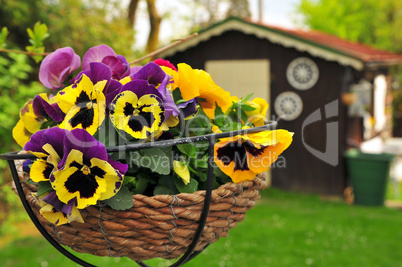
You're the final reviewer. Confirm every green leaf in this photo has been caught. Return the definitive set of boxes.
[34,22,49,40]
[131,148,171,175]
[172,88,183,103]
[26,28,35,40]
[238,103,256,112]
[187,163,197,173]
[238,93,254,103]
[176,99,188,105]
[220,112,243,132]
[187,107,212,136]
[37,181,53,197]
[177,143,196,157]
[124,175,148,195]
[25,22,49,62]
[175,178,199,193]
[159,175,179,194]
[194,159,208,169]
[214,166,232,184]
[214,102,225,126]
[129,151,141,165]
[154,185,176,195]
[229,102,248,124]
[197,172,208,182]
[194,154,209,169]
[0,27,8,48]
[143,148,171,175]
[26,178,36,185]
[240,108,249,124]
[104,185,134,210]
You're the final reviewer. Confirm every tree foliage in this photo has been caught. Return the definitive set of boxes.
[190,0,252,29]
[0,0,135,56]
[0,52,45,231]
[226,0,251,19]
[297,0,402,53]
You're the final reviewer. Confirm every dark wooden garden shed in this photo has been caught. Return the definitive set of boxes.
[157,17,402,195]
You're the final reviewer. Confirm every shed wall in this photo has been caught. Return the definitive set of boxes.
[164,30,349,195]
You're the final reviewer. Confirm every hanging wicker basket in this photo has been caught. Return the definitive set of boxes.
[11,157,267,262]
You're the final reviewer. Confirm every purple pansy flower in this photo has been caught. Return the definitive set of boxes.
[39,47,80,91]
[82,45,130,80]
[158,75,180,120]
[33,94,65,122]
[23,159,32,173]
[132,62,167,85]
[130,66,142,76]
[24,128,68,159]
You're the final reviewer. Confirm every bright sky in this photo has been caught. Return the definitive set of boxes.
[133,0,302,49]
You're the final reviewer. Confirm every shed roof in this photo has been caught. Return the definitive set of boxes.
[157,17,402,71]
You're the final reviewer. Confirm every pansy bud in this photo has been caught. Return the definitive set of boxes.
[245,98,269,127]
[39,47,80,91]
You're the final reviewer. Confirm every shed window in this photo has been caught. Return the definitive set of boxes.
[205,59,270,106]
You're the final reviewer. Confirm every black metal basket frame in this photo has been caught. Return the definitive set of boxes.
[0,122,277,267]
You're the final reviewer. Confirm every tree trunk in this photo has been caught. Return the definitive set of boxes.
[128,0,140,28]
[145,0,161,53]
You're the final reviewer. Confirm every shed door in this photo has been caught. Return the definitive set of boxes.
[205,59,270,109]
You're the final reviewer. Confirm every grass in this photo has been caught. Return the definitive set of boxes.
[1,188,402,267]
[386,179,402,201]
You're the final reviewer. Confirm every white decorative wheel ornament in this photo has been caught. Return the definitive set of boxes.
[274,91,303,121]
[286,57,319,90]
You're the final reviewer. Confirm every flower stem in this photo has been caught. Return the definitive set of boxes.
[0,47,50,56]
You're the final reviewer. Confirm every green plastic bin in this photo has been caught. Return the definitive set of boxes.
[344,149,395,206]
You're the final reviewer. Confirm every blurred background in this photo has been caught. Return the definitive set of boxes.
[1,0,402,266]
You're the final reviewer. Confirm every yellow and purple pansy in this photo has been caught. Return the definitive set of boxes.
[72,62,124,111]
[52,129,127,209]
[109,76,166,140]
[24,127,69,182]
[56,74,107,135]
[33,191,84,226]
[214,129,293,183]
[132,62,180,121]
[33,93,66,123]
[13,99,45,148]
[13,95,65,148]
[25,127,128,212]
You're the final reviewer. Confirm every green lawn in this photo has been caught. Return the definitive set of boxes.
[1,188,402,267]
